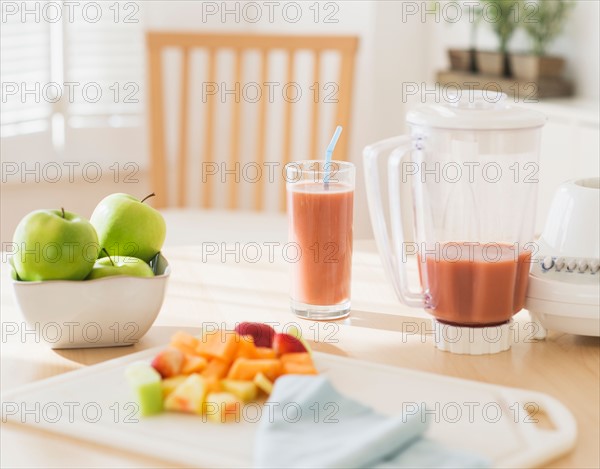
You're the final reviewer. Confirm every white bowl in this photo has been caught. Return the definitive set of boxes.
[11,254,170,349]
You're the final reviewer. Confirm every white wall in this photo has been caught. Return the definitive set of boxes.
[2,1,598,244]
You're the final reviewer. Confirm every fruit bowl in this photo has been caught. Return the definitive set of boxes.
[11,253,170,349]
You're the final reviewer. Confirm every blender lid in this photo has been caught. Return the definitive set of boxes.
[406,91,546,130]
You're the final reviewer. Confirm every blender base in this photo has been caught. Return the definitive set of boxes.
[433,319,514,355]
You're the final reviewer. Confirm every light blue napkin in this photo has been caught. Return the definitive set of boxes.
[254,375,490,468]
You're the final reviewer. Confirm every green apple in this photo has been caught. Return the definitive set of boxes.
[86,254,154,280]
[90,193,166,262]
[12,208,99,281]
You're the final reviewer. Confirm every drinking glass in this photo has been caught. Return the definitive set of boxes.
[286,160,355,320]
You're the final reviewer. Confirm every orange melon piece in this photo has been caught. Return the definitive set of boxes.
[201,359,230,380]
[170,331,200,356]
[196,331,239,363]
[235,335,258,359]
[280,353,313,367]
[227,358,282,381]
[203,375,223,394]
[181,354,208,374]
[253,347,277,359]
[282,362,318,375]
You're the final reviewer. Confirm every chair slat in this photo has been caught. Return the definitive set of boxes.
[254,49,269,211]
[202,49,216,209]
[148,32,358,53]
[280,50,295,212]
[228,49,243,209]
[148,44,167,208]
[334,50,357,162]
[177,47,190,207]
[309,50,321,160]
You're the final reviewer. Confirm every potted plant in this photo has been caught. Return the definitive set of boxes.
[444,3,484,73]
[510,0,575,80]
[477,0,522,76]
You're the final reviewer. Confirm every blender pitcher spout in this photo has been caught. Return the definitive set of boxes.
[363,136,426,309]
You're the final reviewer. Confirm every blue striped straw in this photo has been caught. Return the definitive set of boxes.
[324,125,343,187]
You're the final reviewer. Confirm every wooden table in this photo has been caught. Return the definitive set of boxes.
[1,241,598,468]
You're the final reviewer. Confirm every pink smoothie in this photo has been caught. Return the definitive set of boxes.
[288,182,354,306]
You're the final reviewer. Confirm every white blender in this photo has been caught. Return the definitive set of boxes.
[364,91,546,355]
[525,177,600,338]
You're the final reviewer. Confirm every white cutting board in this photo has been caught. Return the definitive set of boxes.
[1,348,576,468]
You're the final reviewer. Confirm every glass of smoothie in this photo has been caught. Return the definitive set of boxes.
[286,160,355,320]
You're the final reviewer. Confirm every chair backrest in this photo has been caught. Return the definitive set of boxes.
[146,32,359,210]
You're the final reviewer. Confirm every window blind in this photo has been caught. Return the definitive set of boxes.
[0,14,52,137]
[1,1,144,144]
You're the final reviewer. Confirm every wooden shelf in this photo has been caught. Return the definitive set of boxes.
[437,70,574,99]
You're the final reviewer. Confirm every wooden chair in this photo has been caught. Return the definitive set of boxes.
[146,32,359,211]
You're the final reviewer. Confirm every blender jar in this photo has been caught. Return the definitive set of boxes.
[364,92,546,354]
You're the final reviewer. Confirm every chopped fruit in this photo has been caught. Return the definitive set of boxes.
[203,375,223,394]
[227,358,282,381]
[286,325,313,356]
[161,375,187,398]
[279,352,316,375]
[170,331,200,356]
[280,353,313,367]
[151,347,185,378]
[201,359,230,380]
[234,322,275,348]
[282,362,318,375]
[253,347,277,359]
[181,354,208,374]
[133,325,321,421]
[164,374,206,414]
[125,362,164,416]
[272,333,307,356]
[235,335,258,359]
[196,332,239,363]
[204,392,242,423]
[221,379,258,402]
[253,372,274,395]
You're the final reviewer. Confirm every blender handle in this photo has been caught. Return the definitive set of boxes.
[363,137,426,308]
[388,148,427,307]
